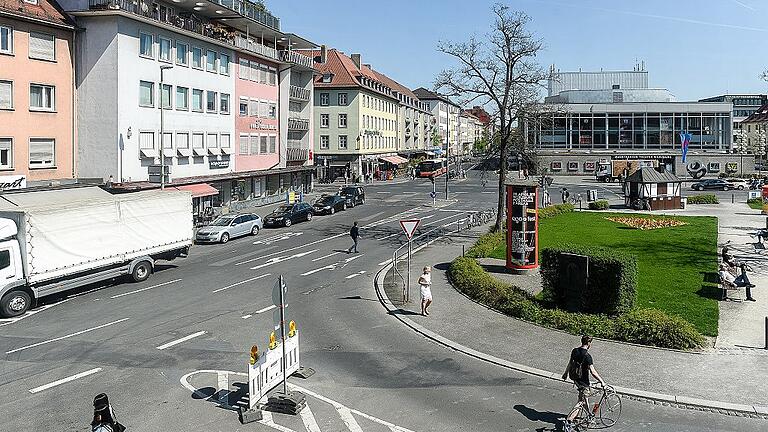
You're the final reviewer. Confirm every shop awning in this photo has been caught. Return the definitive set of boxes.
[173,183,219,198]
[381,155,408,165]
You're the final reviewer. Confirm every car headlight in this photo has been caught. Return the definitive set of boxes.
[324,206,331,209]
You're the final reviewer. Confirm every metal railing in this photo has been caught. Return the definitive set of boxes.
[214,0,280,30]
[289,85,310,102]
[280,50,314,69]
[233,35,278,60]
[287,117,310,131]
[286,147,309,162]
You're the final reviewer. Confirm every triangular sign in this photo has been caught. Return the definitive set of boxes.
[399,219,421,239]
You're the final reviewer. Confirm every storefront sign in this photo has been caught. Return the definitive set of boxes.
[0,175,26,191]
[249,120,278,131]
[506,182,539,270]
[363,129,382,136]
[613,154,671,160]
[209,159,230,169]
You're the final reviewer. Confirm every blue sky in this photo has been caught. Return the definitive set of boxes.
[268,0,768,101]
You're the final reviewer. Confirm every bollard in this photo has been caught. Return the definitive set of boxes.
[765,317,768,350]
[462,245,465,257]
[732,194,735,204]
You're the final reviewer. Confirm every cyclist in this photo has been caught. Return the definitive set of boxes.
[562,335,605,432]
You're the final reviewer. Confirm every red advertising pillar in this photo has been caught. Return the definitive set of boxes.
[506,180,539,272]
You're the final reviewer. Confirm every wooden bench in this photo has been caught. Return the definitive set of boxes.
[720,276,744,302]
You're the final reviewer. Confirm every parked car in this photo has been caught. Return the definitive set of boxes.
[691,179,734,191]
[726,178,748,190]
[312,194,347,215]
[339,186,366,207]
[196,213,262,244]
[263,202,314,227]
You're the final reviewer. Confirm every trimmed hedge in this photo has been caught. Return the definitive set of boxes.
[538,203,574,220]
[748,198,762,210]
[466,231,506,258]
[448,256,704,349]
[687,194,719,204]
[540,246,637,316]
[588,200,609,210]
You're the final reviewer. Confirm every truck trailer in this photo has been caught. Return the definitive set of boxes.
[0,187,193,317]
[595,160,658,182]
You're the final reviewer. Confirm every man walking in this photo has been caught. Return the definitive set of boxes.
[347,221,360,253]
[562,335,605,432]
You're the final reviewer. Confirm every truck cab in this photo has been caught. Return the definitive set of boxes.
[0,219,30,317]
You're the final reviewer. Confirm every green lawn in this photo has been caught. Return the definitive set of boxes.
[491,212,719,336]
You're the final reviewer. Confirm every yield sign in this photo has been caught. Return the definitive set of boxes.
[399,219,421,239]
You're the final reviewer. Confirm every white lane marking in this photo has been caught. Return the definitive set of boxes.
[346,271,366,279]
[28,367,102,394]
[261,410,298,432]
[300,405,322,432]
[217,371,230,405]
[0,299,70,328]
[250,249,317,270]
[358,210,386,221]
[377,191,392,194]
[301,254,363,276]
[255,305,277,314]
[241,314,253,319]
[211,274,271,293]
[377,259,392,266]
[6,318,131,354]
[420,214,434,220]
[156,331,206,350]
[110,279,181,299]
[377,232,399,240]
[337,405,364,432]
[254,232,303,245]
[311,251,342,262]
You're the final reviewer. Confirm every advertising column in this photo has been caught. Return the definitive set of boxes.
[506,180,539,272]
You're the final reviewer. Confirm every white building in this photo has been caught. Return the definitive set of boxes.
[413,87,461,157]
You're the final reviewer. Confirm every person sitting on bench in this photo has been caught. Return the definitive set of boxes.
[719,264,756,302]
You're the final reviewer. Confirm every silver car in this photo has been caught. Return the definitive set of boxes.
[195,213,262,244]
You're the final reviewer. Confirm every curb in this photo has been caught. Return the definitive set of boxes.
[373,246,768,420]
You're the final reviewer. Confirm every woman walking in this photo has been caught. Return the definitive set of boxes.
[418,266,433,316]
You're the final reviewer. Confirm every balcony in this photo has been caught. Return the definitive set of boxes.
[286,140,309,162]
[233,35,278,60]
[214,0,280,30]
[288,117,310,131]
[280,50,314,70]
[289,85,311,102]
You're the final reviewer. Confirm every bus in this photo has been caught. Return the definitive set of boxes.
[416,158,448,178]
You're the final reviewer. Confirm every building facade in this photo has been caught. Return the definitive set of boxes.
[0,0,75,189]
[699,94,768,143]
[413,87,461,157]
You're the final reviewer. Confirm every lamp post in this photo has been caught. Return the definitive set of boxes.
[159,65,173,189]
[444,105,450,200]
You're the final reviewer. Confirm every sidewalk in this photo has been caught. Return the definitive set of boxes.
[377,213,768,416]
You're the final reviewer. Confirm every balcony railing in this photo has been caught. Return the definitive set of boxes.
[233,35,278,60]
[286,140,309,161]
[288,117,310,131]
[280,50,314,69]
[215,0,280,30]
[289,85,310,102]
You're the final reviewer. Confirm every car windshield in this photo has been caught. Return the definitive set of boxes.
[274,205,292,213]
[210,217,234,226]
[340,188,355,195]
[317,197,334,205]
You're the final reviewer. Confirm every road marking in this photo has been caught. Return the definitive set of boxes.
[28,367,102,394]
[301,255,362,276]
[420,214,434,220]
[110,279,181,299]
[300,405,322,432]
[377,191,392,194]
[311,251,342,262]
[346,271,366,279]
[241,314,253,319]
[217,371,230,405]
[250,249,317,270]
[210,246,277,267]
[156,330,206,350]
[255,305,277,314]
[0,299,69,328]
[254,232,303,245]
[337,406,364,432]
[359,210,386,221]
[377,232,399,240]
[6,318,130,354]
[211,274,271,293]
[261,410,297,432]
[377,259,392,266]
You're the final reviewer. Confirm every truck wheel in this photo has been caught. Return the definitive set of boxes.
[1,290,31,317]
[132,261,152,282]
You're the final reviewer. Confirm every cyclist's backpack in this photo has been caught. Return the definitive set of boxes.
[568,356,583,382]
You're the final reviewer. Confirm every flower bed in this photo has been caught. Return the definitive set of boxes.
[605,216,688,230]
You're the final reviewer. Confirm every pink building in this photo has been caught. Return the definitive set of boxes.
[236,52,280,172]
[0,0,75,189]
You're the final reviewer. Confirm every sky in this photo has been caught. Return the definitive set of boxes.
[267,0,768,102]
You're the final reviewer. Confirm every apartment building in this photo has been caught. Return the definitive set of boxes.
[58,0,315,212]
[413,87,461,157]
[0,0,75,190]
[459,110,484,155]
[375,72,435,156]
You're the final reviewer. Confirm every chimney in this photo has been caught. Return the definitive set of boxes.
[363,63,371,70]
[351,53,361,69]
[320,45,327,64]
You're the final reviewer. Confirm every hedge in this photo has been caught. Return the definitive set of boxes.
[447,256,704,349]
[588,200,609,210]
[466,230,506,258]
[687,194,719,204]
[540,246,637,316]
[748,198,762,210]
[538,203,574,220]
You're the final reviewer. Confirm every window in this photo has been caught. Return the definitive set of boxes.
[221,134,230,149]
[29,138,54,168]
[191,89,203,112]
[338,135,348,150]
[0,81,11,110]
[249,99,258,117]
[176,132,189,149]
[220,93,230,114]
[191,47,202,69]
[239,97,248,116]
[175,42,188,65]
[268,67,277,86]
[206,91,217,112]
[239,134,248,155]
[249,61,259,81]
[29,84,54,111]
[259,64,268,84]
[139,33,153,58]
[259,100,268,118]
[320,135,329,149]
[29,32,55,61]
[158,37,171,62]
[260,135,268,153]
[219,53,230,75]
[0,138,12,168]
[139,81,154,107]
[268,103,277,119]
[320,93,329,106]
[162,132,172,149]
[206,50,217,72]
[192,133,204,149]
[160,84,172,109]
[176,86,188,110]
[320,114,329,128]
[139,131,154,149]
[268,136,276,153]
[339,113,347,128]
[0,25,12,55]
[239,58,249,79]
[207,133,218,148]
[249,135,259,154]
[338,93,348,106]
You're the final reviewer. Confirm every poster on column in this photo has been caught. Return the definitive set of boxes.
[506,182,539,270]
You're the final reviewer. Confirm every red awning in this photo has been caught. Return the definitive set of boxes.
[381,155,408,165]
[173,183,219,198]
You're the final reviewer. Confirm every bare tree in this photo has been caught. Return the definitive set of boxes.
[435,4,551,231]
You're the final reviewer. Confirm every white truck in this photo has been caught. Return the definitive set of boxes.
[0,187,193,317]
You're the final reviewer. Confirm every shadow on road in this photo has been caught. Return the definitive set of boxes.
[339,295,379,302]
[513,404,564,431]
[388,308,420,316]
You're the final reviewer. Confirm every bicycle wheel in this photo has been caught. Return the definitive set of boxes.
[599,390,622,427]
[568,404,593,431]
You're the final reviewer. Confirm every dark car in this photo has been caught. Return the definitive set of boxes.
[263,202,314,227]
[339,186,365,207]
[691,179,734,191]
[312,194,347,215]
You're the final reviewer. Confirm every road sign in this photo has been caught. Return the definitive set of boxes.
[400,219,421,240]
[430,191,437,199]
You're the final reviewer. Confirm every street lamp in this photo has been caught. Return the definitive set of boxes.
[159,64,173,190]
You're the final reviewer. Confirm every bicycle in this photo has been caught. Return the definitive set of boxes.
[565,384,622,431]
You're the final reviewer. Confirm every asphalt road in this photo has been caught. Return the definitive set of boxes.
[0,172,762,431]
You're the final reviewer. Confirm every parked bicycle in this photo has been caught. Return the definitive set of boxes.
[565,384,622,431]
